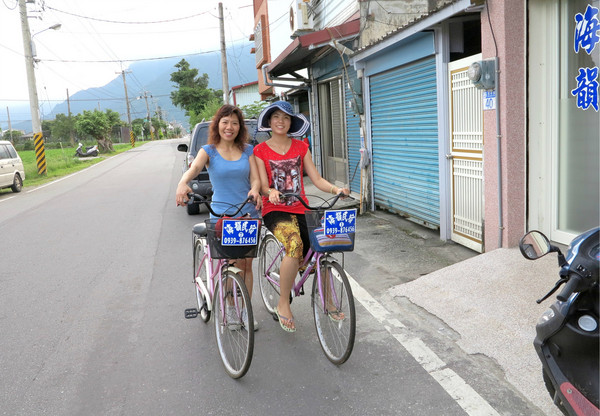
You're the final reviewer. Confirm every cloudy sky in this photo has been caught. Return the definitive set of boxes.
[0,0,261,106]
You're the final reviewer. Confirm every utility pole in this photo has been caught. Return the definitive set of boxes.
[139,91,154,140]
[118,69,134,146]
[117,70,132,127]
[218,2,230,104]
[66,89,74,145]
[19,0,41,134]
[18,0,46,174]
[6,107,13,143]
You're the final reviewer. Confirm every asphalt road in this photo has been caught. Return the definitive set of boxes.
[0,140,541,415]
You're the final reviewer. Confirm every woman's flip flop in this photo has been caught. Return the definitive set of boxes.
[275,307,296,332]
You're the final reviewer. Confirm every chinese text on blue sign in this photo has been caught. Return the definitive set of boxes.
[324,209,357,236]
[572,4,600,111]
[221,219,259,246]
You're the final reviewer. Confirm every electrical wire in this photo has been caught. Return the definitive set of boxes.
[46,5,211,24]
[2,0,17,10]
[38,47,244,63]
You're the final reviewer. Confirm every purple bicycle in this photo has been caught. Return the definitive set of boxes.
[257,192,356,365]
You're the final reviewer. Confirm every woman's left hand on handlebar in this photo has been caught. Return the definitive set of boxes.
[337,187,350,197]
[248,189,263,210]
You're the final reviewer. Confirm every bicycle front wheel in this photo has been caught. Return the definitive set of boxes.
[213,270,254,378]
[312,260,356,365]
[258,233,283,315]
[193,237,210,322]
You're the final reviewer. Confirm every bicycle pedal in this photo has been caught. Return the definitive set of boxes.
[184,308,198,319]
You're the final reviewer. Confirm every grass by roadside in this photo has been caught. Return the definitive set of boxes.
[16,141,149,189]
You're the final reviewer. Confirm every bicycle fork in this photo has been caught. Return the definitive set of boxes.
[314,256,341,314]
[218,264,246,327]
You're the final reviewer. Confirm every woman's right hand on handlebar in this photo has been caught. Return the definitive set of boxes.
[176,183,192,206]
[267,188,282,205]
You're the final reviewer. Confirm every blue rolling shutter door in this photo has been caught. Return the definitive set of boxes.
[370,56,440,227]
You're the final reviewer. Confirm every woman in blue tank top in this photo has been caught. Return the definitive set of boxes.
[176,105,262,329]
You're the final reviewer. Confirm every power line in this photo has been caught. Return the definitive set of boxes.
[2,94,171,102]
[46,5,212,24]
[38,47,233,63]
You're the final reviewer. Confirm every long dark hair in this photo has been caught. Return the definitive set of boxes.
[208,105,248,151]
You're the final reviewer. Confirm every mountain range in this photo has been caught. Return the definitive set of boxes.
[3,42,258,133]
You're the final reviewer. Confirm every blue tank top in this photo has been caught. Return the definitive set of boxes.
[202,144,259,218]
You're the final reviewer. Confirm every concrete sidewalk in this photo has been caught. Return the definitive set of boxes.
[303,178,561,415]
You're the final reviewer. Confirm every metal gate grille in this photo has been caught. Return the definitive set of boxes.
[449,56,483,251]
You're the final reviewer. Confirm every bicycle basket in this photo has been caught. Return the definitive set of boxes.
[205,218,261,259]
[305,210,355,253]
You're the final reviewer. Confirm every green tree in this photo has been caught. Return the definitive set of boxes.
[170,59,221,120]
[50,113,77,145]
[240,101,268,119]
[106,109,125,140]
[189,97,223,126]
[132,118,145,139]
[75,110,114,152]
[41,119,54,141]
[2,130,24,142]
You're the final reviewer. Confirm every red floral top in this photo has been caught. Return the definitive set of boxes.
[254,139,309,217]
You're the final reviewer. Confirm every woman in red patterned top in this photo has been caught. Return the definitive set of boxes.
[254,101,349,332]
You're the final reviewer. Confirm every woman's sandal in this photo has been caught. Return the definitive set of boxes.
[275,307,296,333]
[328,309,345,322]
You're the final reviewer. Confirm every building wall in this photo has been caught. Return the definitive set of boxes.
[253,0,274,98]
[311,0,359,28]
[231,83,261,108]
[358,0,430,48]
[481,0,526,249]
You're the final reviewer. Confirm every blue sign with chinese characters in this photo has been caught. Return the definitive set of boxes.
[572,4,600,112]
[323,209,357,236]
[221,219,259,246]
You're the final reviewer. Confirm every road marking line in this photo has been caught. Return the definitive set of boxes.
[27,160,104,193]
[0,195,16,203]
[347,272,501,416]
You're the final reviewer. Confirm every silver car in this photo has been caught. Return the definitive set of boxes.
[0,140,25,193]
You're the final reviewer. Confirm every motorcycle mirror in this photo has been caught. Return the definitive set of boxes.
[519,230,552,260]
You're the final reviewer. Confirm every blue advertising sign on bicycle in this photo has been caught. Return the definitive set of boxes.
[324,209,357,236]
[222,219,260,246]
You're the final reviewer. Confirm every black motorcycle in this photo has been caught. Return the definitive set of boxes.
[519,227,599,416]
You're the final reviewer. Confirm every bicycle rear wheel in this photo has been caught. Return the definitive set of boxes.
[312,260,356,365]
[193,237,210,322]
[258,233,283,315]
[213,270,254,378]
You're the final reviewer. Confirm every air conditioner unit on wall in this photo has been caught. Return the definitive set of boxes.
[290,0,314,37]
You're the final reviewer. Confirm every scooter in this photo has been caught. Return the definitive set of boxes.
[74,143,99,157]
[519,227,599,416]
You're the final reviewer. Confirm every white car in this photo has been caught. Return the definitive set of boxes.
[0,140,25,193]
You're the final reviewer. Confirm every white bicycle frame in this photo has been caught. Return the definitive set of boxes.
[194,235,244,314]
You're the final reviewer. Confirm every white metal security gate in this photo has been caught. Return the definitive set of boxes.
[448,55,484,252]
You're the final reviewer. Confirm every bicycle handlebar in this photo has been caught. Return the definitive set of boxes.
[187,193,255,218]
[280,192,353,211]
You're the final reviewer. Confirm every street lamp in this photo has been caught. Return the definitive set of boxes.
[18,0,62,174]
[31,24,62,62]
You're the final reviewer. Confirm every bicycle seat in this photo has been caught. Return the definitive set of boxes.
[193,223,207,237]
